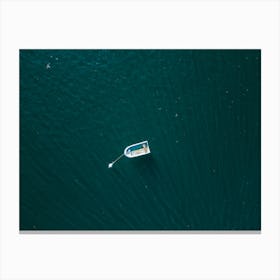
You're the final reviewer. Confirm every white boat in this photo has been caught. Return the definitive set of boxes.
[108,140,151,168]
[124,140,151,158]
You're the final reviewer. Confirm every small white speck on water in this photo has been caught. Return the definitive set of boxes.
[175,113,178,118]
[225,90,229,94]
[158,107,162,111]
[55,57,59,60]
[246,88,249,92]
[144,185,148,189]
[46,63,51,69]
[175,140,179,143]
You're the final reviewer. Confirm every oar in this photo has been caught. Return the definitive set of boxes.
[108,153,124,168]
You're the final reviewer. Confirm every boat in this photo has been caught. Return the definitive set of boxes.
[108,140,151,168]
[124,140,151,158]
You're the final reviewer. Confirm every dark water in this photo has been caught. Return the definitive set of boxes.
[20,50,261,230]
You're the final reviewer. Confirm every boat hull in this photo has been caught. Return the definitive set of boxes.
[124,141,151,158]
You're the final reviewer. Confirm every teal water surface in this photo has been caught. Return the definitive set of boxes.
[20,50,261,230]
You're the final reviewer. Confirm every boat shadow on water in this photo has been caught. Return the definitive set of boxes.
[130,154,160,175]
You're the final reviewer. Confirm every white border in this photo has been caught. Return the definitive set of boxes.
[1,0,279,279]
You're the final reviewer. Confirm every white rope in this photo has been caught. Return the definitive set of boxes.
[108,153,124,168]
